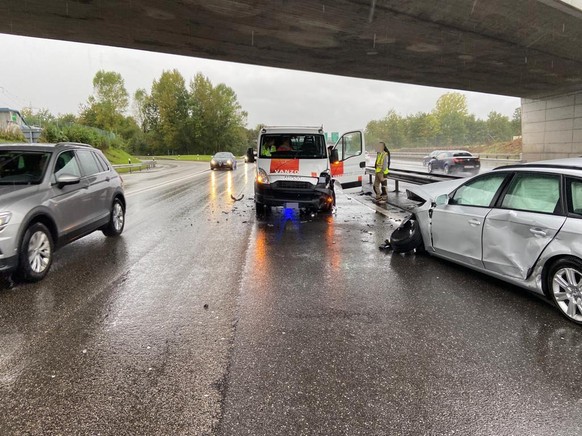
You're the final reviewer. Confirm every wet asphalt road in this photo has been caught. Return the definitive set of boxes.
[2,161,582,435]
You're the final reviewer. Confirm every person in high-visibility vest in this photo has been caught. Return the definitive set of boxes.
[374,141,390,203]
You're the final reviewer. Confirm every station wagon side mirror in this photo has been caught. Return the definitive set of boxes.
[435,194,449,206]
[246,147,255,163]
[329,149,339,164]
[56,174,81,189]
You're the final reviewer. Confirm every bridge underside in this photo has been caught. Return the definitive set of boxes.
[1,0,582,99]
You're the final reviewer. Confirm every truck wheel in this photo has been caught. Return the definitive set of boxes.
[17,222,54,282]
[390,218,423,253]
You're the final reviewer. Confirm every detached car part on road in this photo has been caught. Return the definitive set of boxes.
[252,126,366,214]
[0,142,125,282]
[391,158,582,325]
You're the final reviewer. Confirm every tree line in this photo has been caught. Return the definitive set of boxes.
[21,69,249,156]
[365,92,521,149]
[17,74,520,155]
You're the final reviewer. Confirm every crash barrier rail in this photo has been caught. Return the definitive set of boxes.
[364,167,462,192]
[112,162,155,173]
[391,151,521,160]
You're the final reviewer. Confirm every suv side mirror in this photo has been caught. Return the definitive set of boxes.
[246,147,255,163]
[56,174,81,189]
[329,149,339,164]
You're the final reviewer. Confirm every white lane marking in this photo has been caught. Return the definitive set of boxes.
[126,170,210,197]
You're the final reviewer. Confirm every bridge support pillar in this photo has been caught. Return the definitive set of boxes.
[522,91,582,162]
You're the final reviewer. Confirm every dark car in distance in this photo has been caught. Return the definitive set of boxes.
[210,152,237,170]
[427,150,480,175]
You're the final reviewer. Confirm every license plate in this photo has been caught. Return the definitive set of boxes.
[465,165,474,168]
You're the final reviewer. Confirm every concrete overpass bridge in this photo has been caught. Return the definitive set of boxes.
[1,0,582,161]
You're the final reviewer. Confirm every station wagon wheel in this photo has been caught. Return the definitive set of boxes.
[548,258,582,324]
[17,222,54,282]
[102,198,125,237]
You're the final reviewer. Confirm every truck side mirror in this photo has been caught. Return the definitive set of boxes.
[329,149,339,163]
[246,147,255,163]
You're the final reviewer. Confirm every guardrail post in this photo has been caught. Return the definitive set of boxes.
[394,180,400,192]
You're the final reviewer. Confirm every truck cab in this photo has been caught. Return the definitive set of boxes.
[253,126,365,213]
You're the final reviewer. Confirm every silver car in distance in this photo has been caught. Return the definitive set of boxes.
[391,158,582,325]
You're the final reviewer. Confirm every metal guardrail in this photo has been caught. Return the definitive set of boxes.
[112,162,155,173]
[364,167,462,192]
[391,151,521,160]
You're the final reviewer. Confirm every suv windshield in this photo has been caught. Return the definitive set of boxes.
[260,134,327,159]
[0,151,51,185]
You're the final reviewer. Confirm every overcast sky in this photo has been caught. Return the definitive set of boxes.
[0,33,520,133]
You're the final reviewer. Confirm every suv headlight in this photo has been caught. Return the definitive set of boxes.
[256,168,270,184]
[0,212,12,232]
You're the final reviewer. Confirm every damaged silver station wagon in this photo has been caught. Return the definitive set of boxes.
[390,158,582,325]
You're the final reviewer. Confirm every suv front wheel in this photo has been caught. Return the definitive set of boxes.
[102,198,125,237]
[18,222,54,282]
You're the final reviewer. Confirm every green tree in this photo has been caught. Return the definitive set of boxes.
[433,92,469,145]
[189,73,247,155]
[150,69,189,154]
[80,70,130,134]
[20,108,55,127]
[486,111,513,142]
[405,112,439,147]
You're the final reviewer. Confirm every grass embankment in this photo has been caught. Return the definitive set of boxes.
[104,148,141,165]
[392,138,523,156]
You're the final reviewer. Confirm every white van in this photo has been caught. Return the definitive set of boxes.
[252,126,366,213]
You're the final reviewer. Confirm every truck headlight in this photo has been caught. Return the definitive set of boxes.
[0,212,12,232]
[256,168,270,184]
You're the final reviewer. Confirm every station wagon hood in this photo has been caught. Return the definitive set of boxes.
[406,178,467,204]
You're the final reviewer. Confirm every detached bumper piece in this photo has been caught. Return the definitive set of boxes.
[255,181,333,210]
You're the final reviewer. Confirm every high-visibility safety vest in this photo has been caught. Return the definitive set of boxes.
[375,151,389,175]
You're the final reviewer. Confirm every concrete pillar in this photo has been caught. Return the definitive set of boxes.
[522,91,582,162]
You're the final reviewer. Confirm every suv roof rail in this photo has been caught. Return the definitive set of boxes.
[55,142,94,148]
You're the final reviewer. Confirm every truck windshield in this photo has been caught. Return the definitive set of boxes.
[0,151,51,185]
[259,134,327,159]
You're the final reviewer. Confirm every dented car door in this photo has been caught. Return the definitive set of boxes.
[482,173,566,279]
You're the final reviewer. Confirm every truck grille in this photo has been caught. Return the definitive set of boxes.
[273,181,313,190]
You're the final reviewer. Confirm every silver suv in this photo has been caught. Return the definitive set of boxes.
[0,142,126,281]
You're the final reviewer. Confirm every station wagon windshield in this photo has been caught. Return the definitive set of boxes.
[0,151,51,185]
[259,134,327,159]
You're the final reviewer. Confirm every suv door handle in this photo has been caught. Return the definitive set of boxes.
[529,228,547,237]
[468,219,481,226]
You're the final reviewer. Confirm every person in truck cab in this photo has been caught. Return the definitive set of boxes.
[261,138,276,157]
[277,138,292,152]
